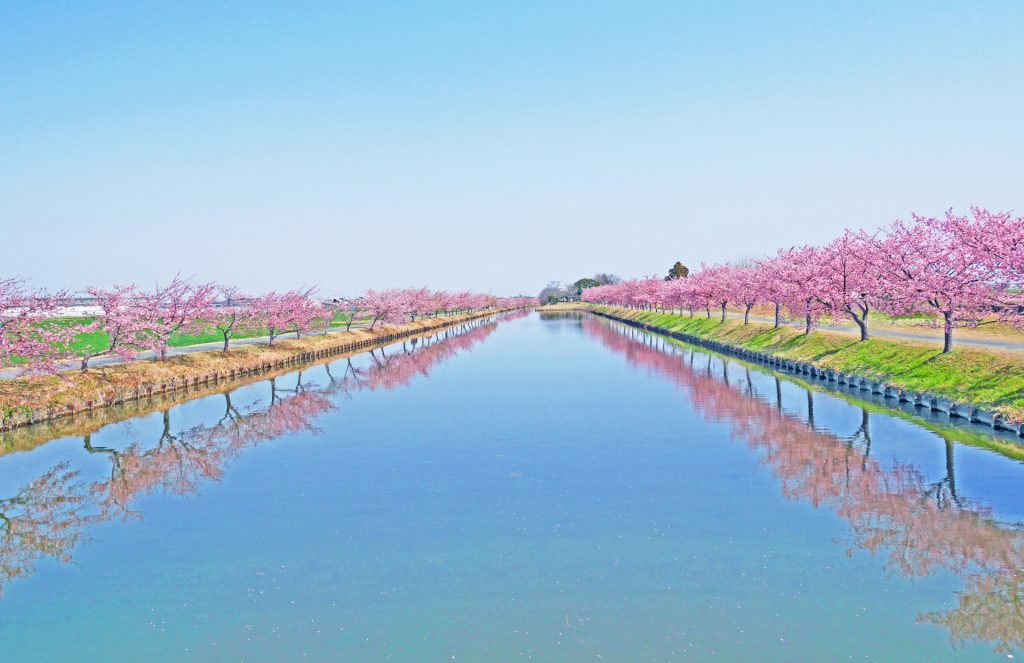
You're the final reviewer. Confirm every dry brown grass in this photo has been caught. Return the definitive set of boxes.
[0,312,497,430]
[538,304,586,312]
[0,338,378,457]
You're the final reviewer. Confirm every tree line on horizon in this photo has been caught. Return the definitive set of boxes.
[537,273,623,304]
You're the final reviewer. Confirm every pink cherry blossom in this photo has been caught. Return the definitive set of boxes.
[138,276,218,360]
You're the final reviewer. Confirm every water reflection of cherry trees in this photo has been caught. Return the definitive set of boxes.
[0,315,509,597]
[583,317,1024,655]
[0,464,89,592]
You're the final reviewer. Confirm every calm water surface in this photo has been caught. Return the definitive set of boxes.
[1,312,1022,661]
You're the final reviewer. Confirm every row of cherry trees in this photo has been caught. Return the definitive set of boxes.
[582,208,1024,353]
[0,276,533,373]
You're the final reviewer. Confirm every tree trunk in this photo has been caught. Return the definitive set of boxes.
[744,304,752,325]
[853,316,868,341]
[849,305,870,341]
[859,408,872,463]
[942,311,954,353]
[804,314,812,336]
[774,303,781,329]
[944,438,958,504]
[720,303,726,321]
[223,334,230,352]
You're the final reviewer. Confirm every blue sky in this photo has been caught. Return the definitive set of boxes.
[2,2,1022,296]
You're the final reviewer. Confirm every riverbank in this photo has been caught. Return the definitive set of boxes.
[0,309,516,432]
[569,305,1024,432]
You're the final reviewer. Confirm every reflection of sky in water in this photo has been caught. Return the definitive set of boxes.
[0,311,1021,661]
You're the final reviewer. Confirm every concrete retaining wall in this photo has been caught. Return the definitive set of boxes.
[593,310,1024,437]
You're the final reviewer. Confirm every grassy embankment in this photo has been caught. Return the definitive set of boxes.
[0,311,496,429]
[21,312,361,360]
[0,351,315,457]
[589,305,1024,424]
[747,354,1024,462]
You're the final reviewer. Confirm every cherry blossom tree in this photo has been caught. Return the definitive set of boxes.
[754,255,790,329]
[213,286,260,352]
[401,287,433,321]
[73,285,151,371]
[289,293,325,338]
[431,291,456,316]
[255,288,318,345]
[815,230,887,341]
[685,271,716,318]
[662,277,695,316]
[0,278,68,374]
[689,265,731,321]
[870,215,997,353]
[139,276,218,360]
[336,297,364,331]
[775,246,827,335]
[495,296,532,309]
[360,289,408,330]
[727,265,760,325]
[926,207,1024,330]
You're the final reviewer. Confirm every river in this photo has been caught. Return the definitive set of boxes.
[0,311,1020,661]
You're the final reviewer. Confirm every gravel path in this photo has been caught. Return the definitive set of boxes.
[720,312,1024,353]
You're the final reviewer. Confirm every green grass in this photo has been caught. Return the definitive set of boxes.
[9,313,362,363]
[652,330,1024,462]
[169,313,358,348]
[594,305,1024,422]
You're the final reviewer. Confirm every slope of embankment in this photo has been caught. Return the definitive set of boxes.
[581,305,1024,432]
[1,310,512,432]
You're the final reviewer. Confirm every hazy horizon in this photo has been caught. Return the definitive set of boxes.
[3,2,1022,296]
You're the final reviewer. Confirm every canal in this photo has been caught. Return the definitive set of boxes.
[0,311,1021,661]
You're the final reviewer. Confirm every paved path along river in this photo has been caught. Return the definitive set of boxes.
[0,324,372,380]
[724,311,1024,353]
